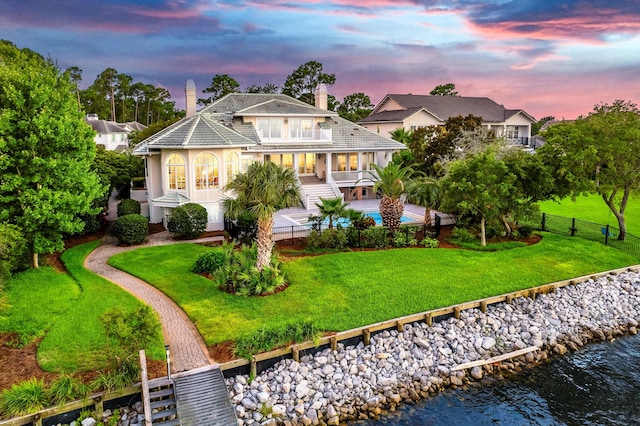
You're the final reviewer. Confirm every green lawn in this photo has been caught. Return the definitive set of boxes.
[0,241,165,373]
[539,193,640,236]
[108,233,638,346]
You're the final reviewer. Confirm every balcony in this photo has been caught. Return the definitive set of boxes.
[506,137,530,146]
[330,169,378,184]
[256,128,332,144]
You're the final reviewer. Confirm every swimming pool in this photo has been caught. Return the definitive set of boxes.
[285,210,421,227]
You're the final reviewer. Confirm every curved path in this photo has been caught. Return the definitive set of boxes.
[85,222,223,373]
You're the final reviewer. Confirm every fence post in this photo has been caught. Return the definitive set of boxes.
[570,218,577,236]
[605,224,610,245]
[291,225,294,241]
[541,213,546,232]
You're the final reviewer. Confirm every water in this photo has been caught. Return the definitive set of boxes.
[355,334,640,425]
[324,212,417,227]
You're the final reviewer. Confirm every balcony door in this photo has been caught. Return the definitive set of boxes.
[297,153,316,176]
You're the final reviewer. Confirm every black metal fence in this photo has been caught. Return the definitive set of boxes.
[541,213,640,259]
[224,214,448,245]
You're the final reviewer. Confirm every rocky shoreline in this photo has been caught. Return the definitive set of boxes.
[226,269,640,425]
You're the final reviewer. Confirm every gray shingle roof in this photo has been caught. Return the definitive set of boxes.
[135,93,405,155]
[361,95,534,124]
[84,118,129,134]
[134,114,257,152]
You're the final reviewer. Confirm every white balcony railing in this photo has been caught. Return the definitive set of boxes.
[330,169,378,183]
[256,128,332,144]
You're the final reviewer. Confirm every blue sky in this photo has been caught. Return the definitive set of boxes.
[2,0,639,119]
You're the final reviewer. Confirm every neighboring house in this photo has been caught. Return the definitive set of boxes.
[358,94,536,147]
[84,113,147,151]
[133,81,406,230]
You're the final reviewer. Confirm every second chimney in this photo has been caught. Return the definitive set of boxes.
[314,83,328,110]
[185,79,196,118]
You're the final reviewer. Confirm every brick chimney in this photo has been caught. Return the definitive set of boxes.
[314,83,328,110]
[185,79,196,118]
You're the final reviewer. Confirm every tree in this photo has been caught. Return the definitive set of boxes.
[407,114,486,176]
[95,67,118,120]
[406,177,442,227]
[223,162,301,270]
[245,83,280,94]
[538,100,640,240]
[430,83,459,96]
[363,163,415,232]
[0,40,104,267]
[199,74,240,105]
[441,150,517,246]
[315,197,350,229]
[531,115,555,135]
[66,66,82,109]
[337,92,374,122]
[283,61,336,106]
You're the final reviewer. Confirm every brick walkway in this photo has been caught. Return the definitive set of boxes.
[85,193,223,372]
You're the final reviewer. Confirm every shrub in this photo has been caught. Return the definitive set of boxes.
[91,355,140,393]
[234,320,320,359]
[131,177,146,189]
[450,227,476,243]
[306,229,347,250]
[0,378,48,417]
[0,223,28,280]
[167,203,207,239]
[360,227,390,248]
[421,237,439,248]
[393,233,417,248]
[352,215,376,230]
[236,211,258,244]
[47,374,90,406]
[192,241,235,274]
[213,243,286,296]
[100,305,162,359]
[114,214,148,245]
[117,199,141,217]
[516,225,534,238]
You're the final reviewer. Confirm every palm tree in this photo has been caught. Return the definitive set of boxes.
[363,163,415,232]
[406,177,442,227]
[223,162,301,270]
[315,197,350,229]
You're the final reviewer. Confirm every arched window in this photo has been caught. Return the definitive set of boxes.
[166,153,185,190]
[195,153,219,189]
[226,152,240,183]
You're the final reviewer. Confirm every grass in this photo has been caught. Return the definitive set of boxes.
[108,233,638,346]
[539,193,640,236]
[0,240,165,373]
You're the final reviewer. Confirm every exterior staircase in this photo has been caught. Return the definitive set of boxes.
[299,176,341,209]
[147,378,179,426]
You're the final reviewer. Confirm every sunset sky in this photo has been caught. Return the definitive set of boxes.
[2,0,639,120]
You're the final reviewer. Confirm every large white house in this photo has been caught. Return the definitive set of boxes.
[358,94,536,147]
[84,113,147,151]
[133,81,405,230]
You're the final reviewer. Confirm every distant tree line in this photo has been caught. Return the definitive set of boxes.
[67,66,181,125]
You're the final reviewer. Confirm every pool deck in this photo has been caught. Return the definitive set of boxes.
[274,199,431,227]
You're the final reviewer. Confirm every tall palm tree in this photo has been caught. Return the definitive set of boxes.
[406,177,442,227]
[364,163,415,232]
[223,162,301,270]
[315,197,350,229]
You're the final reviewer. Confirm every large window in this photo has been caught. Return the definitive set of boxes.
[297,153,316,174]
[332,153,358,171]
[362,152,374,170]
[166,153,186,190]
[264,154,294,170]
[290,118,313,139]
[256,118,282,139]
[506,125,519,139]
[195,153,219,189]
[226,152,240,183]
